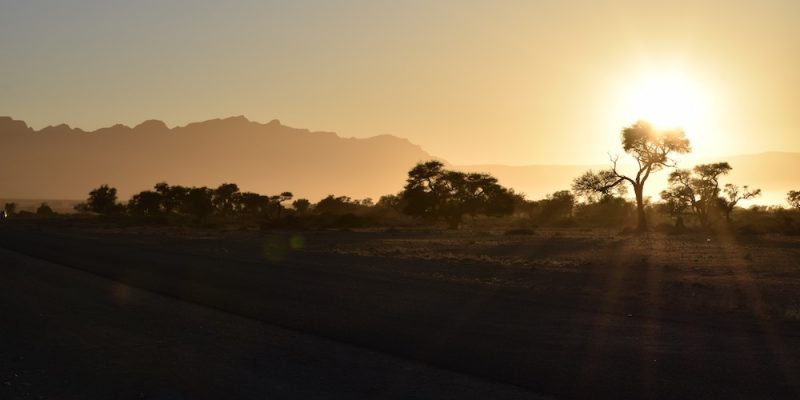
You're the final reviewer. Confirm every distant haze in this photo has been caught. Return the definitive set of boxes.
[1,1,799,165]
[0,116,795,206]
[0,116,434,202]
[461,152,799,207]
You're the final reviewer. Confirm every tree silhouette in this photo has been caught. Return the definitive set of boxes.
[237,192,271,216]
[573,121,690,231]
[86,185,121,215]
[402,161,515,228]
[269,192,293,219]
[36,203,54,216]
[720,184,761,222]
[4,202,16,216]
[659,184,690,229]
[572,172,628,204]
[292,198,311,214]
[212,183,240,215]
[183,187,214,219]
[661,163,730,228]
[376,194,404,211]
[540,190,575,221]
[402,161,446,223]
[314,195,363,215]
[788,190,800,209]
[661,162,759,227]
[128,190,164,216]
[154,182,188,214]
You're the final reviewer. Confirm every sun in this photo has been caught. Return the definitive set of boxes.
[617,70,713,142]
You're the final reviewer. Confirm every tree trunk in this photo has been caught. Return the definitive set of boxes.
[698,209,709,229]
[635,185,648,232]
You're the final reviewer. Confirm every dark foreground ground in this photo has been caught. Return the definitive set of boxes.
[1,219,799,399]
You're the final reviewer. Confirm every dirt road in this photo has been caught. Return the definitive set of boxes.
[0,244,540,399]
[1,221,799,399]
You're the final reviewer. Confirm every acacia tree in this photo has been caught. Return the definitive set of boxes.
[154,182,188,214]
[291,198,311,214]
[661,163,731,228]
[212,183,240,215]
[402,161,514,228]
[659,174,692,229]
[788,191,800,209]
[269,192,294,219]
[183,187,214,219]
[237,192,271,216]
[720,184,761,222]
[128,190,163,216]
[573,121,690,231]
[661,162,760,227]
[402,161,447,222]
[85,184,122,215]
[313,195,364,215]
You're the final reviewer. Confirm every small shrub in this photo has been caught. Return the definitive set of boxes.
[36,203,55,216]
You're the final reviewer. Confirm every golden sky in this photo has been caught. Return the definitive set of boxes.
[1,1,798,165]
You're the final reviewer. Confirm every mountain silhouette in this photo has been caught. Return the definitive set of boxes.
[0,116,434,201]
[1,116,797,205]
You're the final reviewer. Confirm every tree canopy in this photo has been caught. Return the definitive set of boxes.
[573,120,690,231]
[788,190,800,209]
[401,161,515,228]
[84,184,122,215]
[661,162,760,228]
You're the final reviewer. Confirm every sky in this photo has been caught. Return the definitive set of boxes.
[1,0,798,165]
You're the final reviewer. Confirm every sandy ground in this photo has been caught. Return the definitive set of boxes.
[1,220,799,399]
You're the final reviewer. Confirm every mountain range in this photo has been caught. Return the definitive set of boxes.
[0,116,797,206]
[0,116,434,202]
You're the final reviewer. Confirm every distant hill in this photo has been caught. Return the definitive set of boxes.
[0,116,435,202]
[1,116,796,206]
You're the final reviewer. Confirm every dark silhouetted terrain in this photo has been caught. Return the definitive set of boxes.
[0,116,434,201]
[1,116,797,205]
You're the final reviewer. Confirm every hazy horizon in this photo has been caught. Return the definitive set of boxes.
[4,112,799,167]
[1,113,796,206]
[2,1,799,165]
